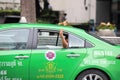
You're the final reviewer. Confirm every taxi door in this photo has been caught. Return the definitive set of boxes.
[0,28,32,80]
[30,29,88,80]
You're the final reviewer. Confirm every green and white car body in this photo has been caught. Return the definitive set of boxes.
[0,23,120,80]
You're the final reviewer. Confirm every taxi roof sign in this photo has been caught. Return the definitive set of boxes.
[19,16,27,23]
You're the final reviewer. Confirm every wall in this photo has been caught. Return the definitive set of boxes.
[65,0,89,23]
[0,0,20,3]
[49,0,65,11]
[89,0,96,23]
[0,0,20,10]
[49,0,96,24]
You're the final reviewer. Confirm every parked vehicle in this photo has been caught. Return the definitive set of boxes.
[0,23,120,80]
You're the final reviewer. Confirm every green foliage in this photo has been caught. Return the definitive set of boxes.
[37,10,59,24]
[0,10,20,16]
[97,22,116,30]
[37,19,51,24]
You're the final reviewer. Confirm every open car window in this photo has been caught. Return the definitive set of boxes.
[36,29,93,49]
[37,29,63,49]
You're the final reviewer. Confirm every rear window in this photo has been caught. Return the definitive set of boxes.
[87,32,118,45]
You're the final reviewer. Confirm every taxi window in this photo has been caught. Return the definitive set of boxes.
[68,34,93,48]
[36,29,93,49]
[69,34,85,48]
[0,29,29,50]
[37,29,63,49]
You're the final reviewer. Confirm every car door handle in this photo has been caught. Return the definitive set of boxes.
[67,53,80,57]
[15,55,29,59]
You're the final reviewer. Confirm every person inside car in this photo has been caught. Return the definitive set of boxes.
[59,29,68,48]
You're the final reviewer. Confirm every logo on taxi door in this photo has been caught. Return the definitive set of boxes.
[45,50,56,61]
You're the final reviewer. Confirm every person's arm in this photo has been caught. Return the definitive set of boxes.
[59,29,68,48]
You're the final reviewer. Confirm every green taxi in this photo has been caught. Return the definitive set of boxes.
[0,23,120,80]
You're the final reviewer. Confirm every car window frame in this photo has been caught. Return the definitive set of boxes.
[33,28,65,49]
[0,28,33,50]
[33,28,94,49]
[68,33,85,48]
[67,32,94,48]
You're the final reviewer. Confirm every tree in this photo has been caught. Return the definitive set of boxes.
[43,0,49,11]
[21,0,36,23]
[35,0,50,18]
[36,0,42,18]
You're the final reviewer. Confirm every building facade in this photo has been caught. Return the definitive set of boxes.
[49,0,96,24]
[0,0,20,10]
[0,0,120,29]
[49,0,120,29]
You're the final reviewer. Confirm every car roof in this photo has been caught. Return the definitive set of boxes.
[0,23,85,32]
[0,23,55,28]
[0,23,109,46]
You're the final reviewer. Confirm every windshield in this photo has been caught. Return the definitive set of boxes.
[87,32,120,45]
